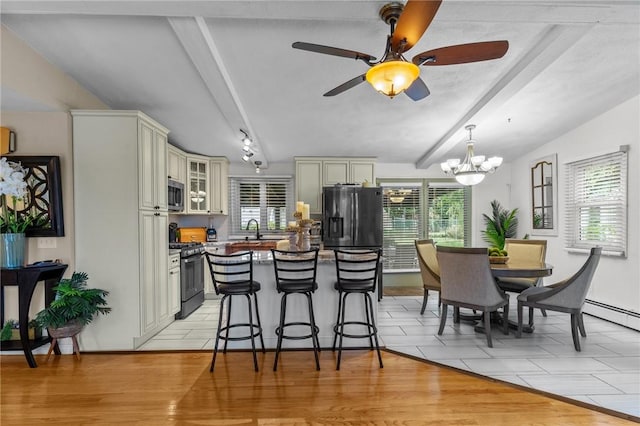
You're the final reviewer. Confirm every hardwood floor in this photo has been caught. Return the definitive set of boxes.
[1,350,635,425]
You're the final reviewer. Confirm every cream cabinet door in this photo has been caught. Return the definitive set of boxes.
[169,254,181,316]
[168,145,186,183]
[154,131,168,211]
[296,160,323,214]
[139,211,158,334]
[350,161,375,185]
[138,121,156,211]
[323,160,349,186]
[210,158,229,215]
[186,157,210,214]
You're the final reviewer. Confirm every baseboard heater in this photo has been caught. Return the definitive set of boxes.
[584,299,640,331]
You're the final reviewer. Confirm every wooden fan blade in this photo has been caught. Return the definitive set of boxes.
[392,0,442,53]
[404,77,430,101]
[412,41,509,66]
[293,42,376,63]
[323,74,367,97]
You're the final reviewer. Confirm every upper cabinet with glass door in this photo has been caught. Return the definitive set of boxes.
[186,155,210,214]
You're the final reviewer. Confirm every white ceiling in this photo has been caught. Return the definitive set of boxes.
[1,1,639,172]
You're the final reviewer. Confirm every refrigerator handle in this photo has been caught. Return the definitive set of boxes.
[353,190,358,244]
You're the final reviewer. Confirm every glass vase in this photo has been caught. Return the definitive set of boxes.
[1,233,26,269]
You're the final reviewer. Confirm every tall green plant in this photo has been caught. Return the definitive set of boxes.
[35,272,111,329]
[482,200,518,250]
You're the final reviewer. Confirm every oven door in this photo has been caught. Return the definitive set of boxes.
[180,253,204,302]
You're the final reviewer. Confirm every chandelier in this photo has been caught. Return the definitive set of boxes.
[440,124,503,186]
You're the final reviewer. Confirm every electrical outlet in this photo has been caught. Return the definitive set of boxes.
[37,237,57,249]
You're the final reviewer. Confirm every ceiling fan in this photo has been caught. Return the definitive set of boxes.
[292,0,509,101]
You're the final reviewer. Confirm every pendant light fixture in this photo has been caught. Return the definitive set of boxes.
[440,124,503,186]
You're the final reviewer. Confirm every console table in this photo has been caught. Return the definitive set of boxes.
[1,264,68,368]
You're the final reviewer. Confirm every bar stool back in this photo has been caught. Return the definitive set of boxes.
[205,250,265,372]
[332,249,383,370]
[271,249,320,371]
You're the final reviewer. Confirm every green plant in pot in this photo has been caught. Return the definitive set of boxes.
[482,200,518,251]
[34,272,111,339]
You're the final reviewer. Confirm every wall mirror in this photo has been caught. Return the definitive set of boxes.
[2,155,64,237]
[530,154,557,236]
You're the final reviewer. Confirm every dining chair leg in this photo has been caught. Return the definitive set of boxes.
[308,292,321,353]
[484,311,493,348]
[577,312,587,337]
[502,301,509,335]
[437,304,448,335]
[211,295,227,372]
[305,291,320,371]
[540,308,547,317]
[453,306,460,324]
[246,294,259,372]
[420,289,428,315]
[516,302,523,339]
[570,313,581,352]
[528,307,535,327]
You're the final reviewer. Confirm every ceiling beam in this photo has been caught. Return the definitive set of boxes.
[168,16,267,167]
[415,22,594,169]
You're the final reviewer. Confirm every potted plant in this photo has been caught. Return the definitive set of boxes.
[0,319,42,341]
[34,272,111,339]
[482,200,518,251]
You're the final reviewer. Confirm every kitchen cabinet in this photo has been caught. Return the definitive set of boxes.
[167,144,186,184]
[71,110,173,350]
[210,157,229,215]
[138,120,168,211]
[169,253,181,315]
[186,155,210,214]
[295,157,376,214]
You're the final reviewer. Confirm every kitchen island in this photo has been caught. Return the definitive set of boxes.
[204,249,379,350]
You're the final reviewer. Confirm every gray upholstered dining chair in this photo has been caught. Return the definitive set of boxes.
[436,246,509,348]
[415,239,440,315]
[516,247,602,351]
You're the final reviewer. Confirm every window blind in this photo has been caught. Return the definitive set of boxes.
[381,182,422,271]
[564,150,628,256]
[427,182,470,247]
[229,177,293,235]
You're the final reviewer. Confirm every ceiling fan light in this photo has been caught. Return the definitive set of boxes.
[365,61,419,97]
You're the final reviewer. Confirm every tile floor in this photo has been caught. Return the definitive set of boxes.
[140,295,640,419]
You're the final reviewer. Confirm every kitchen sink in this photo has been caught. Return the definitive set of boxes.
[225,240,278,254]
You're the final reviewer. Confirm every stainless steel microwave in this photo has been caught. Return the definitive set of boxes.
[168,179,184,212]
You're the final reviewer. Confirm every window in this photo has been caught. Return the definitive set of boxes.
[565,149,628,256]
[230,177,293,235]
[379,179,471,271]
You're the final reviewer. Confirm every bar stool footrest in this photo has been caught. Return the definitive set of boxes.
[334,321,377,339]
[276,321,319,341]
[218,323,263,342]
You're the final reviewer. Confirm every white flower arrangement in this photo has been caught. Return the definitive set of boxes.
[0,157,34,233]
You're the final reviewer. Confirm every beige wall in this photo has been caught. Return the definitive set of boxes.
[1,24,108,322]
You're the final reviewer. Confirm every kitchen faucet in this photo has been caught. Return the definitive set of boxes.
[246,218,261,240]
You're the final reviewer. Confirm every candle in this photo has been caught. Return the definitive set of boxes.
[302,203,310,220]
[296,201,304,213]
[288,221,297,228]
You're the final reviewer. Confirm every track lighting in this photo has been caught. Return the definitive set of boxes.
[254,160,262,174]
[242,152,254,162]
[240,129,252,146]
[242,145,251,152]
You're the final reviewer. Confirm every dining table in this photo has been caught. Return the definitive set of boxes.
[472,260,554,334]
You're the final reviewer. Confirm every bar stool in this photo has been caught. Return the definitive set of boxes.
[205,250,265,372]
[271,249,320,371]
[332,249,383,370]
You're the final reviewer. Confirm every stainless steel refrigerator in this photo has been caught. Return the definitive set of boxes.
[322,186,383,249]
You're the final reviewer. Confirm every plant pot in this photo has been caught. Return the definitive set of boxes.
[1,233,26,269]
[47,320,84,339]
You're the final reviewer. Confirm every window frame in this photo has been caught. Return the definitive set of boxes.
[564,148,628,257]
[378,178,472,273]
[229,176,294,237]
